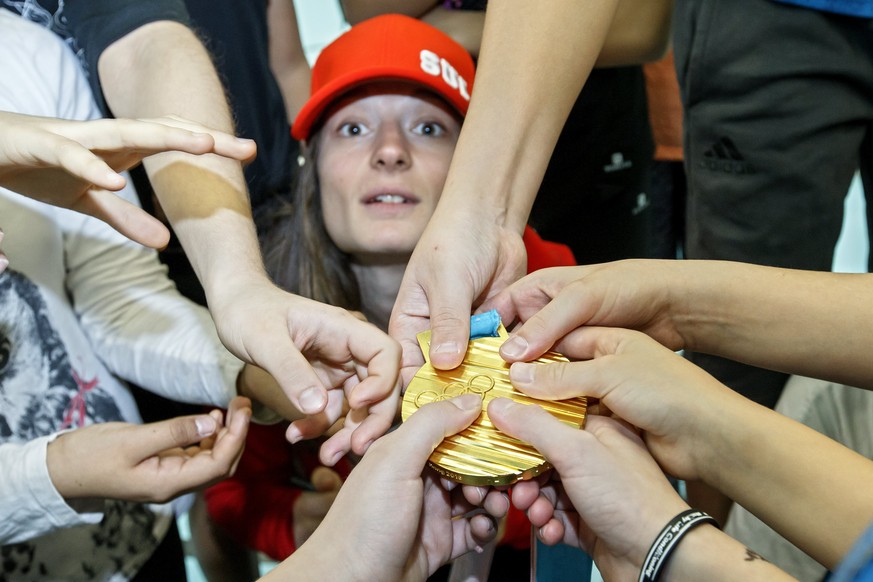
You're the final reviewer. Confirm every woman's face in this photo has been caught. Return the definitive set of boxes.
[316,83,462,260]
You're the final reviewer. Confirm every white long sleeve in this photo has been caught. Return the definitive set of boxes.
[0,10,240,561]
[0,435,103,544]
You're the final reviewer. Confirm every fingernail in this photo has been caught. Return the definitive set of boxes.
[488,397,519,415]
[285,425,303,444]
[299,386,326,413]
[195,416,217,437]
[329,450,345,466]
[501,336,528,359]
[510,362,535,385]
[432,341,461,355]
[451,393,482,411]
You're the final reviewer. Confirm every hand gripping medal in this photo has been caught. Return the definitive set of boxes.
[401,311,588,486]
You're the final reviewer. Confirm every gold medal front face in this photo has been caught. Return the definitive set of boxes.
[401,325,587,486]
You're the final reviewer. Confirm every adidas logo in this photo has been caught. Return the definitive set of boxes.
[699,137,755,174]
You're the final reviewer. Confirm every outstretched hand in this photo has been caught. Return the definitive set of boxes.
[488,401,690,581]
[390,210,526,383]
[506,326,746,480]
[479,261,688,363]
[269,394,506,582]
[213,280,402,466]
[0,112,256,249]
[46,396,252,503]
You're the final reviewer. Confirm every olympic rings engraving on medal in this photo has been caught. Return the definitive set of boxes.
[413,373,496,408]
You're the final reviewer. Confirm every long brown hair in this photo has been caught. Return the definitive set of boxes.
[261,135,362,311]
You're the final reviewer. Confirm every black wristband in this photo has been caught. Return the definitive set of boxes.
[638,509,719,582]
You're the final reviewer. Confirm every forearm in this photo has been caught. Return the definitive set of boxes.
[598,0,672,66]
[98,21,268,294]
[341,0,438,23]
[436,0,619,232]
[65,195,241,406]
[698,396,873,569]
[420,7,485,58]
[671,261,873,388]
[268,0,311,122]
[662,524,797,581]
[237,365,305,423]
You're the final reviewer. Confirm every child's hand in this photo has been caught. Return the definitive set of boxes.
[46,397,251,503]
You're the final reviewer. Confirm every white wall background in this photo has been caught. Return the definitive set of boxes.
[292,0,348,63]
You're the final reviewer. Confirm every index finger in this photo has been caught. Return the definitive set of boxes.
[499,279,601,363]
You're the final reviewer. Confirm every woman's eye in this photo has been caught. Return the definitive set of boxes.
[412,122,445,137]
[338,122,368,137]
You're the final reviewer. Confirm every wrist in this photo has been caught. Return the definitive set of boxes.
[638,509,720,582]
[658,522,723,581]
[690,387,757,487]
[667,260,716,353]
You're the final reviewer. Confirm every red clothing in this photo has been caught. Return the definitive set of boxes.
[205,422,353,561]
[206,228,575,558]
[523,225,576,273]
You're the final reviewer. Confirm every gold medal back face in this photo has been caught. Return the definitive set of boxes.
[401,325,587,486]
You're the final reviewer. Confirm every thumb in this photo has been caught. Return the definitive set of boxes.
[487,398,582,468]
[376,394,482,480]
[414,279,473,371]
[129,413,219,459]
[311,466,343,492]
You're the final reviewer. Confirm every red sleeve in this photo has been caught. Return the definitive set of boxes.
[501,503,533,550]
[522,225,577,272]
[203,422,353,561]
[204,477,303,560]
[204,422,302,560]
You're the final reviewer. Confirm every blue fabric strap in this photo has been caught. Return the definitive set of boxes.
[772,0,873,18]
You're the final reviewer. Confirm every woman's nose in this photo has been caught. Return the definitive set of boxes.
[371,125,411,170]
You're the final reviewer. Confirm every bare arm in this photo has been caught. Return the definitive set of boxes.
[267,0,311,122]
[391,0,621,375]
[492,260,873,390]
[98,20,263,297]
[672,262,873,388]
[491,406,798,581]
[97,21,403,461]
[340,0,439,24]
[503,327,873,570]
[342,0,672,65]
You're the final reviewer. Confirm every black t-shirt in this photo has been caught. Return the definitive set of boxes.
[441,0,655,263]
[0,0,191,112]
[184,0,296,210]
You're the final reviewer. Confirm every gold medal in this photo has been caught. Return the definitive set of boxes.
[401,323,587,486]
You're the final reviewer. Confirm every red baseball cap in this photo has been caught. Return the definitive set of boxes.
[291,14,476,142]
